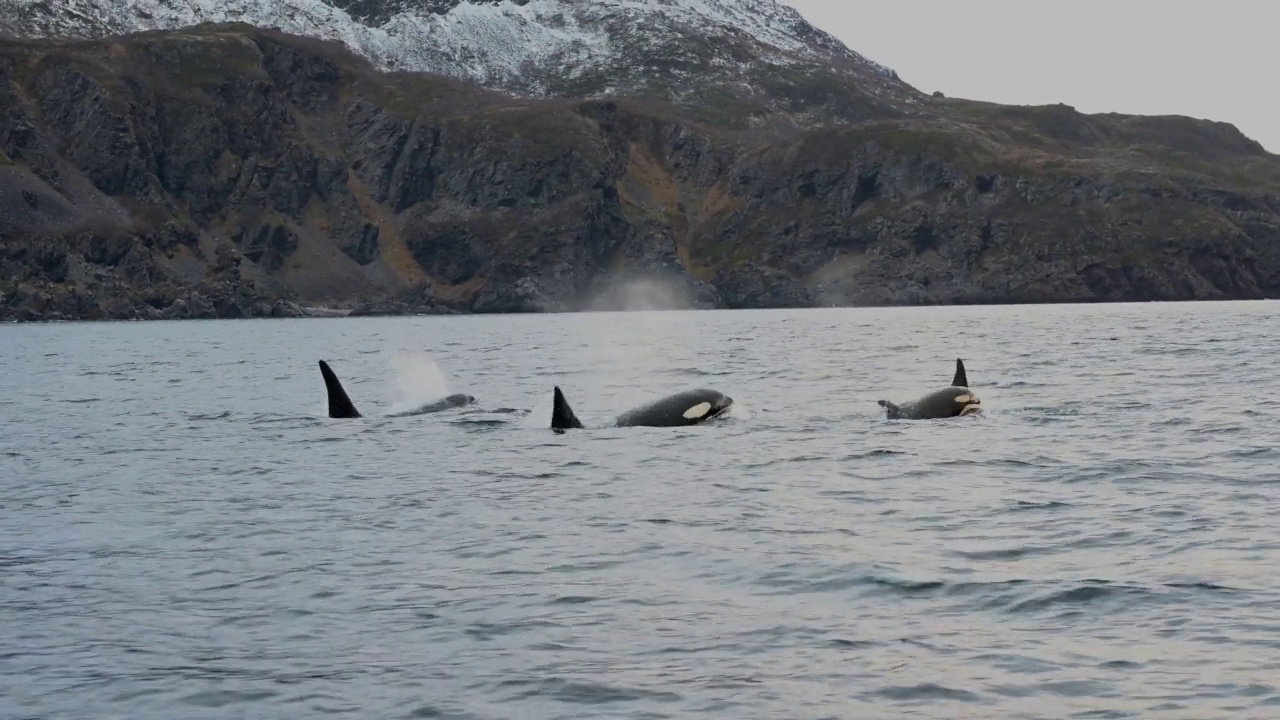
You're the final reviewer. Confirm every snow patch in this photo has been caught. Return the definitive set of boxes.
[4,0,903,96]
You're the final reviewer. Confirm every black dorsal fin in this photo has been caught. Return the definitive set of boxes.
[952,358,968,388]
[551,386,584,432]
[319,360,361,419]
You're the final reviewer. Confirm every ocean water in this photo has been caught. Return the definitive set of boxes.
[2,301,1279,720]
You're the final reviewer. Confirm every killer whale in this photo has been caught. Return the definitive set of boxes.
[877,358,981,420]
[390,393,477,417]
[551,387,584,430]
[318,360,475,419]
[319,360,361,418]
[551,386,734,432]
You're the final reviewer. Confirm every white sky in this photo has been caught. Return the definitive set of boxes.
[784,0,1280,153]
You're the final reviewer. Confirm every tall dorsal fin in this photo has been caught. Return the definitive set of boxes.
[952,358,968,388]
[319,360,361,419]
[551,386,584,432]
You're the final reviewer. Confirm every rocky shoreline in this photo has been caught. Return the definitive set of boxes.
[7,282,1277,325]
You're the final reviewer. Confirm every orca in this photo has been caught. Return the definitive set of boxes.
[318,360,475,419]
[390,393,477,417]
[877,358,981,420]
[551,385,733,432]
[319,360,361,419]
[551,387,584,430]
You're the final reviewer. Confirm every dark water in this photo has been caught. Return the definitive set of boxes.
[3,302,1280,719]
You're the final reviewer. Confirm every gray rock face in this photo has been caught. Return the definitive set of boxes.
[2,26,1279,323]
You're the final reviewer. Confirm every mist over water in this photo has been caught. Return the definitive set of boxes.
[2,301,1280,720]
[559,286,717,419]
[578,275,713,315]
[385,350,457,415]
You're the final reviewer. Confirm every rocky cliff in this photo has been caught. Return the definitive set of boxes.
[2,23,1280,321]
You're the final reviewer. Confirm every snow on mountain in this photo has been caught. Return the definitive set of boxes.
[1,0,908,101]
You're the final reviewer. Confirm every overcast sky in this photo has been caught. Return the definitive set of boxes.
[784,0,1279,153]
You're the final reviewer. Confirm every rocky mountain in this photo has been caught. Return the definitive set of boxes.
[2,11,1279,321]
[0,0,914,123]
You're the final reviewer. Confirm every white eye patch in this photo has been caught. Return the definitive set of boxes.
[954,394,974,404]
[683,402,712,419]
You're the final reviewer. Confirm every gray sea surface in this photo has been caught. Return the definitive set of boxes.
[2,301,1279,720]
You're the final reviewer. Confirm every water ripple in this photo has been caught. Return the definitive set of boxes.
[2,302,1280,719]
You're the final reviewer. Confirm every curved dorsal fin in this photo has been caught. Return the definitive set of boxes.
[952,358,968,388]
[551,386,584,432]
[319,360,361,419]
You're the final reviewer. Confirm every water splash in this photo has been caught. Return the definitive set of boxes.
[579,277,703,313]
[385,350,454,415]
[725,397,753,421]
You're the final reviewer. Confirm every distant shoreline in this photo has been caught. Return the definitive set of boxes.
[4,296,1277,327]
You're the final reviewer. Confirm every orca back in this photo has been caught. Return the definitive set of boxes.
[614,389,732,427]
